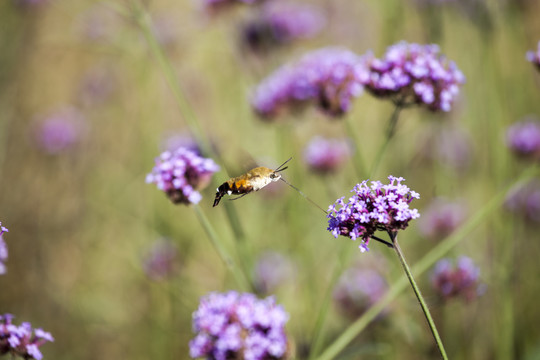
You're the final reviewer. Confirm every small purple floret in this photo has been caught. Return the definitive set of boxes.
[146,147,219,205]
[431,256,483,302]
[189,291,289,360]
[506,117,540,160]
[303,136,352,174]
[326,176,420,252]
[0,314,54,359]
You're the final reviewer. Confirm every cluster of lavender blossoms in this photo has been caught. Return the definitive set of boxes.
[333,267,388,318]
[506,117,540,161]
[146,147,220,205]
[189,291,289,360]
[303,136,352,174]
[0,223,8,275]
[526,41,540,71]
[363,41,465,112]
[0,314,54,360]
[242,2,325,52]
[417,198,465,240]
[251,47,368,118]
[327,176,420,252]
[431,256,483,302]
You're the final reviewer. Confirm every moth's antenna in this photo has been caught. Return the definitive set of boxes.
[279,177,328,215]
[274,157,292,172]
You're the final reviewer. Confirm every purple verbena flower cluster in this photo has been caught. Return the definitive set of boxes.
[242,2,325,52]
[146,147,220,205]
[506,117,540,161]
[0,314,54,360]
[0,223,8,275]
[418,198,465,240]
[327,176,420,252]
[333,267,388,318]
[526,41,540,71]
[251,47,368,119]
[189,291,289,360]
[303,136,352,174]
[431,256,483,302]
[363,41,465,111]
[505,179,540,223]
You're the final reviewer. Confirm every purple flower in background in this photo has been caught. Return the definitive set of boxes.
[241,2,325,52]
[146,147,220,205]
[251,47,368,119]
[363,41,465,112]
[0,314,54,359]
[253,251,296,294]
[142,239,180,281]
[303,136,352,174]
[189,291,289,360]
[505,179,540,223]
[417,125,472,171]
[418,198,465,240]
[431,256,483,302]
[526,41,540,71]
[333,267,388,318]
[32,107,86,154]
[0,223,9,275]
[506,117,540,161]
[327,176,420,252]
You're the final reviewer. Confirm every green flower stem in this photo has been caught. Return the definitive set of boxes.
[344,116,368,177]
[130,0,210,156]
[391,234,448,360]
[315,165,538,360]
[193,204,250,291]
[131,0,255,291]
[370,104,402,177]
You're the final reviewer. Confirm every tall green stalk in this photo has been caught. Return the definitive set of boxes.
[391,233,448,359]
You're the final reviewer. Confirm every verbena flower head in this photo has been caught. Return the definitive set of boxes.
[33,107,86,154]
[505,179,540,223]
[506,117,540,161]
[251,47,368,119]
[241,2,325,52]
[0,314,54,360]
[418,198,465,240]
[142,239,180,281]
[327,176,420,252]
[526,41,540,71]
[253,252,296,295]
[333,267,388,318]
[431,256,483,302]
[363,41,465,112]
[303,136,352,174]
[189,291,289,360]
[146,147,220,205]
[0,223,8,275]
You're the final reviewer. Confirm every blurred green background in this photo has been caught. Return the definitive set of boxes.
[1,0,540,359]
